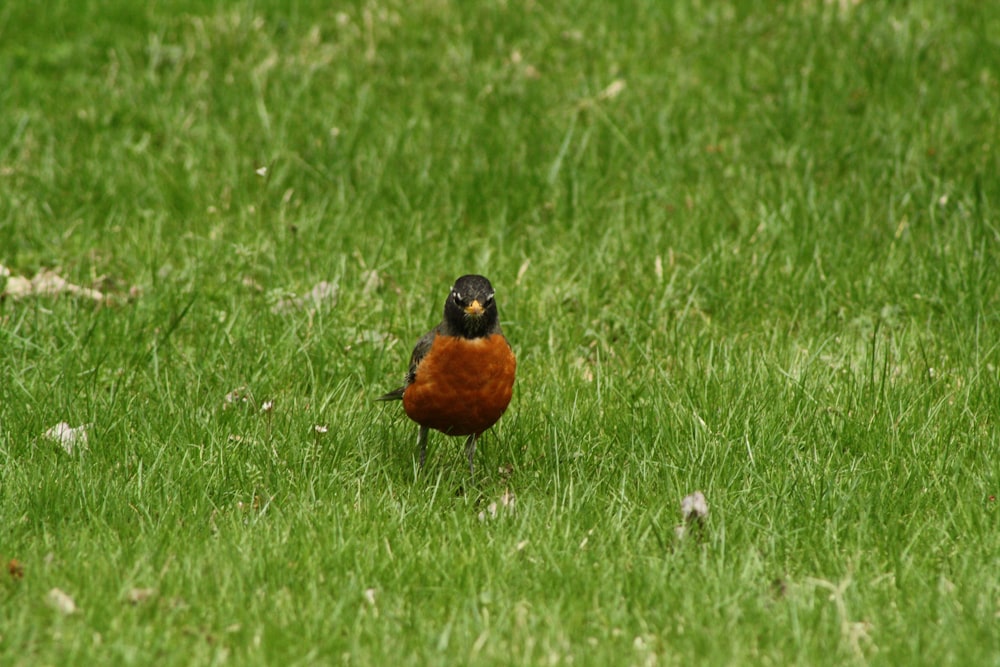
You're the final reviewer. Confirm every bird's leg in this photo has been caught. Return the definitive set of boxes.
[465,433,479,483]
[417,426,429,470]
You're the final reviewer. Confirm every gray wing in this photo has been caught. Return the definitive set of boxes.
[376,327,438,401]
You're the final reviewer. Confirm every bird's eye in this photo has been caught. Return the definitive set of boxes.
[484,293,495,306]
[452,291,463,304]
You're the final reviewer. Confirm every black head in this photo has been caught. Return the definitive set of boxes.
[442,274,500,338]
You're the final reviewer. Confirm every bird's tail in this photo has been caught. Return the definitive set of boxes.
[376,387,405,401]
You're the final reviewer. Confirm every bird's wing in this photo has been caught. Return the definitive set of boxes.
[376,326,438,401]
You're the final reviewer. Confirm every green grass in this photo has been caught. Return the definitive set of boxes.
[2,0,999,664]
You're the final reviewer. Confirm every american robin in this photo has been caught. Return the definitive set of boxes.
[378,274,516,481]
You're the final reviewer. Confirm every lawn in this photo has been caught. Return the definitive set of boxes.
[1,0,999,664]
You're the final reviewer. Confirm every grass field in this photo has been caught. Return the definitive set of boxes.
[2,0,999,664]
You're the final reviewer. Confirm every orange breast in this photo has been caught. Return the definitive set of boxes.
[402,333,516,436]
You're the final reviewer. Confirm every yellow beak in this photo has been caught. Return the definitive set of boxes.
[464,300,484,316]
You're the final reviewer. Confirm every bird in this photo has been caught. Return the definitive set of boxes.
[378,274,516,482]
